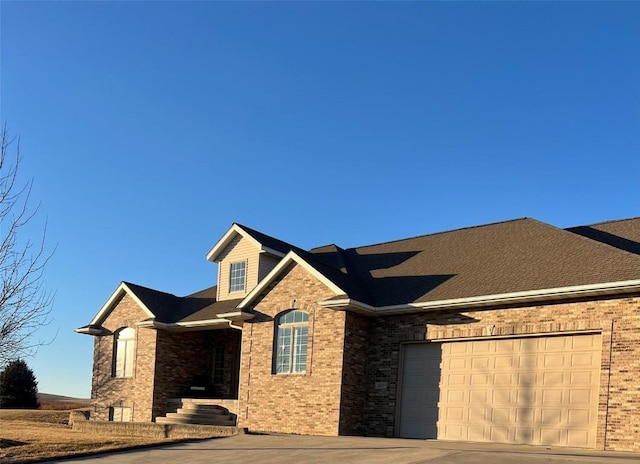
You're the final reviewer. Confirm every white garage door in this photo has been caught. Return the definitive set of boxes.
[399,334,602,448]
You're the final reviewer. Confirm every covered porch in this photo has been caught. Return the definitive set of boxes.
[151,326,242,422]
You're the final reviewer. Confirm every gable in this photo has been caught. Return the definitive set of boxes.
[238,252,346,310]
[216,233,263,301]
[98,293,154,332]
[86,283,156,328]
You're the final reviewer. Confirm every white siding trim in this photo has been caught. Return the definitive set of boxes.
[206,224,263,262]
[321,279,640,314]
[88,282,156,326]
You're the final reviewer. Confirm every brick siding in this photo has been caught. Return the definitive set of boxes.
[238,263,346,435]
[361,295,640,451]
[89,275,639,451]
[339,311,370,435]
[90,293,157,422]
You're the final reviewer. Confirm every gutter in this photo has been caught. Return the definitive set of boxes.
[135,311,255,330]
[320,279,640,315]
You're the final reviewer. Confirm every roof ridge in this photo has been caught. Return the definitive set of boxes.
[233,222,298,252]
[582,216,640,228]
[551,221,640,261]
[350,217,532,251]
[183,285,217,299]
[122,281,178,298]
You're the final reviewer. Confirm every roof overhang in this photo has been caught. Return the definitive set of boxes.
[74,325,109,335]
[206,223,285,262]
[321,279,640,315]
[237,250,346,309]
[135,311,255,331]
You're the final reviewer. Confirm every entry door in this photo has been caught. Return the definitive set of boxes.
[398,343,442,438]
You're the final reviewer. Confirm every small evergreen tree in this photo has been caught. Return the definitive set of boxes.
[0,359,39,408]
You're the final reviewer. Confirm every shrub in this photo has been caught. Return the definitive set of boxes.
[0,359,39,408]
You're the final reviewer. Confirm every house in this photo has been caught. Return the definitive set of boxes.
[76,217,640,451]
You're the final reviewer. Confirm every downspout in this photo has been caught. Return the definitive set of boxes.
[245,323,253,421]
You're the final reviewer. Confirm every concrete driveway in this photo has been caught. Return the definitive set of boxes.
[45,434,639,464]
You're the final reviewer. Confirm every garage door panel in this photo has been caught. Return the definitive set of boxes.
[494,356,515,368]
[567,429,591,447]
[569,389,593,405]
[469,389,488,402]
[571,352,598,367]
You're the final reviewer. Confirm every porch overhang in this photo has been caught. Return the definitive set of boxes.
[136,311,255,331]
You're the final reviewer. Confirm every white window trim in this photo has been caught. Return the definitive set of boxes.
[229,260,247,293]
[110,406,132,422]
[274,311,309,375]
[113,327,135,378]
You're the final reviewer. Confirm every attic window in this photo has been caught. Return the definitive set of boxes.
[229,261,247,293]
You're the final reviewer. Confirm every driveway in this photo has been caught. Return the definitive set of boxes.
[45,434,639,464]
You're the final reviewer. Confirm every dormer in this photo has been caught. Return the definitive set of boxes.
[206,224,293,301]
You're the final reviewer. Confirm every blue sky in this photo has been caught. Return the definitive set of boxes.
[1,2,638,398]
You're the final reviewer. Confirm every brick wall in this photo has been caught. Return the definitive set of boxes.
[339,311,370,435]
[238,263,346,435]
[362,295,640,452]
[91,294,157,422]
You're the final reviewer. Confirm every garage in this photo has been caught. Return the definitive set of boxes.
[398,333,602,448]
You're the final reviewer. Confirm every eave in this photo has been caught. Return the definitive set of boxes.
[74,325,109,336]
[320,279,640,315]
[135,311,255,331]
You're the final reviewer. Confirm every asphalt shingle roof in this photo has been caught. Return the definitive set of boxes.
[122,283,243,324]
[115,216,640,323]
[567,217,640,256]
[340,218,640,306]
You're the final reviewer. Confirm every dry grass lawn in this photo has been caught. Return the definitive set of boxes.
[0,410,178,463]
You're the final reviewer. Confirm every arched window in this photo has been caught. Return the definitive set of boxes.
[113,327,135,378]
[274,311,308,374]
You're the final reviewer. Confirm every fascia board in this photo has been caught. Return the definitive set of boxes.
[260,246,286,258]
[321,280,640,315]
[237,251,345,309]
[216,311,255,320]
[88,282,155,326]
[206,224,262,262]
[136,319,232,330]
[74,326,106,335]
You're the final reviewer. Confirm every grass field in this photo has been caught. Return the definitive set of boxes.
[0,410,177,463]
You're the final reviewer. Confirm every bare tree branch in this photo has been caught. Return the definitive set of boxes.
[0,124,54,367]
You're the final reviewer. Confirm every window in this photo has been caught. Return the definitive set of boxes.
[114,327,135,378]
[229,261,246,293]
[109,406,132,422]
[274,311,309,374]
[212,347,225,385]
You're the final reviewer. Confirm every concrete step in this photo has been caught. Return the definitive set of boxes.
[159,398,238,426]
[156,415,236,426]
[181,404,228,414]
[165,411,235,422]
